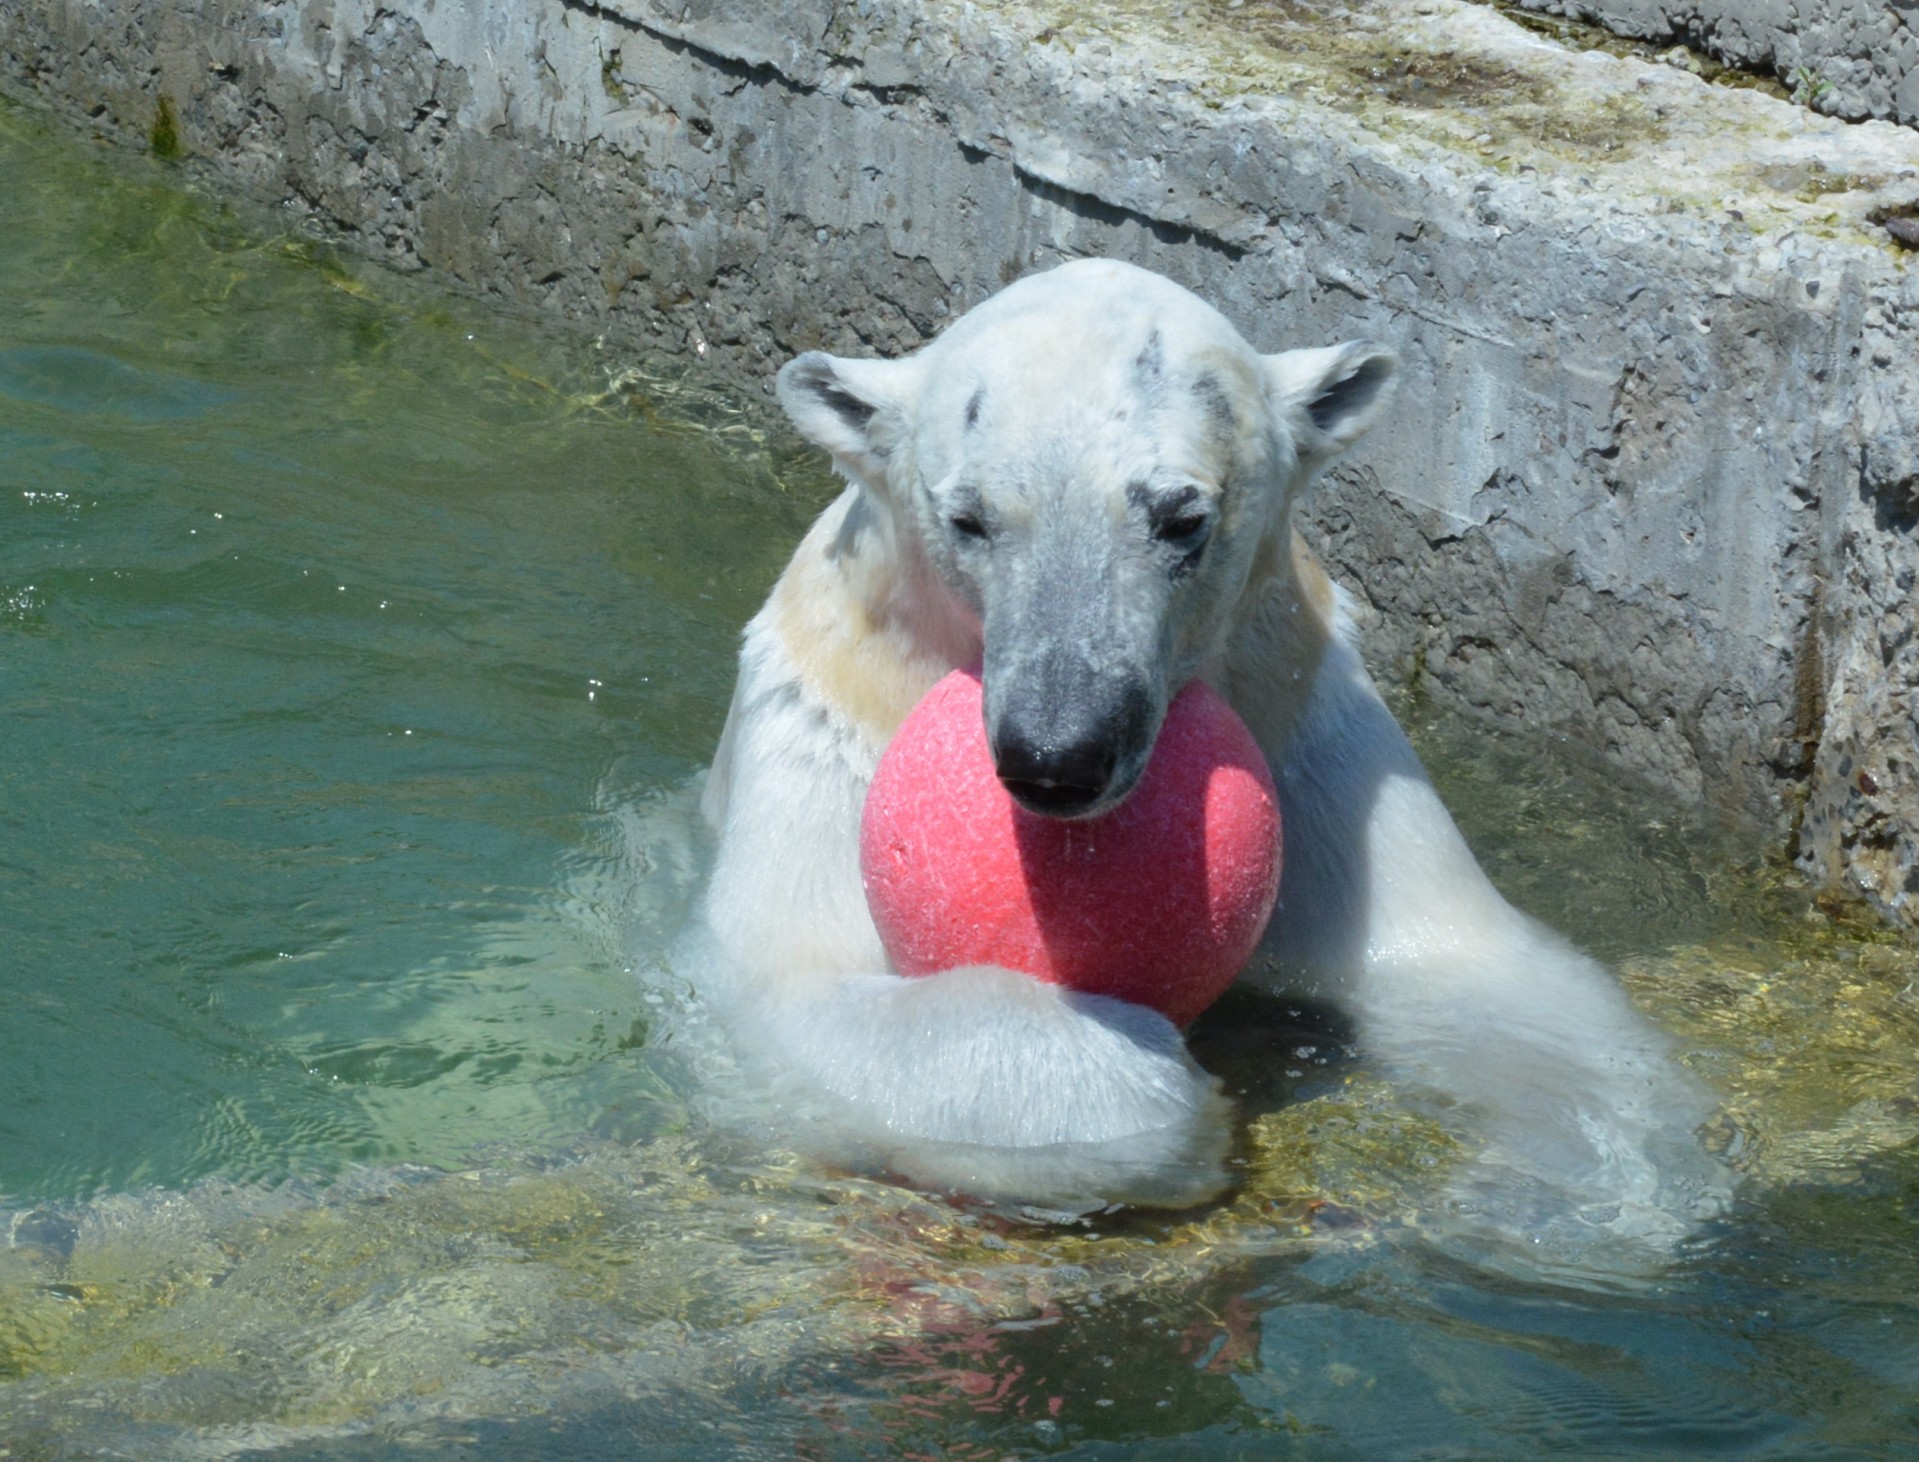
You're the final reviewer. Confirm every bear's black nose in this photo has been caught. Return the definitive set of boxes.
[992,727,1118,817]
[989,669,1154,819]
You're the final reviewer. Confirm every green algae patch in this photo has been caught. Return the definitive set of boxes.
[1238,1084,1462,1220]
[149,93,183,160]
[0,1117,1432,1430]
[1484,0,1793,101]
[1352,49,1548,115]
[1628,924,1919,1191]
[0,1251,86,1381]
[1749,159,1891,204]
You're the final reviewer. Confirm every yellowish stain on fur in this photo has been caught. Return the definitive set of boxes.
[770,490,964,747]
[1291,533,1339,623]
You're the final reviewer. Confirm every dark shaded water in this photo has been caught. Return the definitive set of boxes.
[2,99,1917,1458]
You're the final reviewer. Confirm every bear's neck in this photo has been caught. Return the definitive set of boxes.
[1215,527,1339,760]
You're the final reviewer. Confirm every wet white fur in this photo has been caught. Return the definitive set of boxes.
[692,259,1726,1253]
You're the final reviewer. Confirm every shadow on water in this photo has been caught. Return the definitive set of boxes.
[2,96,1919,1457]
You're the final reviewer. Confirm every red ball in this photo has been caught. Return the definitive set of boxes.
[860,669,1281,1027]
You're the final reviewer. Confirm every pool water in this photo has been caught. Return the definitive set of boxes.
[3,99,1919,1458]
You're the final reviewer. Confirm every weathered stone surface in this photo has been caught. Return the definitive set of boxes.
[2,0,1916,928]
[1512,0,1919,127]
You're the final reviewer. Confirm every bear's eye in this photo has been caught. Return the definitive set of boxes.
[950,512,988,541]
[1151,507,1212,553]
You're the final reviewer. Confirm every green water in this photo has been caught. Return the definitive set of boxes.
[0,106,813,1200]
[3,100,1919,1458]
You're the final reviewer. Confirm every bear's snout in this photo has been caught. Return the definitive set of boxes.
[989,669,1155,819]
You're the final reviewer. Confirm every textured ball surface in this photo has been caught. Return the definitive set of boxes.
[860,669,1281,1026]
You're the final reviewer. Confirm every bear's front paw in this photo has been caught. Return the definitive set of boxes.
[742,967,1234,1211]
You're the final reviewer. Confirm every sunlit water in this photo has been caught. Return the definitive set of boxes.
[3,100,1918,1458]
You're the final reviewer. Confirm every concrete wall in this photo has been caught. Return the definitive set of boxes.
[1514,0,1919,126]
[3,0,1918,928]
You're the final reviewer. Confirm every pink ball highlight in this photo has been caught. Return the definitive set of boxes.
[860,669,1281,1027]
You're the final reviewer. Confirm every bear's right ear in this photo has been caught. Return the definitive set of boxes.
[776,351,926,487]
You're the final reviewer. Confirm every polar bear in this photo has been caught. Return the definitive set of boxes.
[691,258,1724,1257]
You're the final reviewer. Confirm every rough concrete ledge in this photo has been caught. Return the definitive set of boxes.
[3,0,1917,928]
[1512,0,1919,127]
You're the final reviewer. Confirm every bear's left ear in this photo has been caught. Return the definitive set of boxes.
[776,350,928,489]
[1261,341,1399,469]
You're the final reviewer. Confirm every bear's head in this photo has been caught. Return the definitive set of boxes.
[778,258,1396,819]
